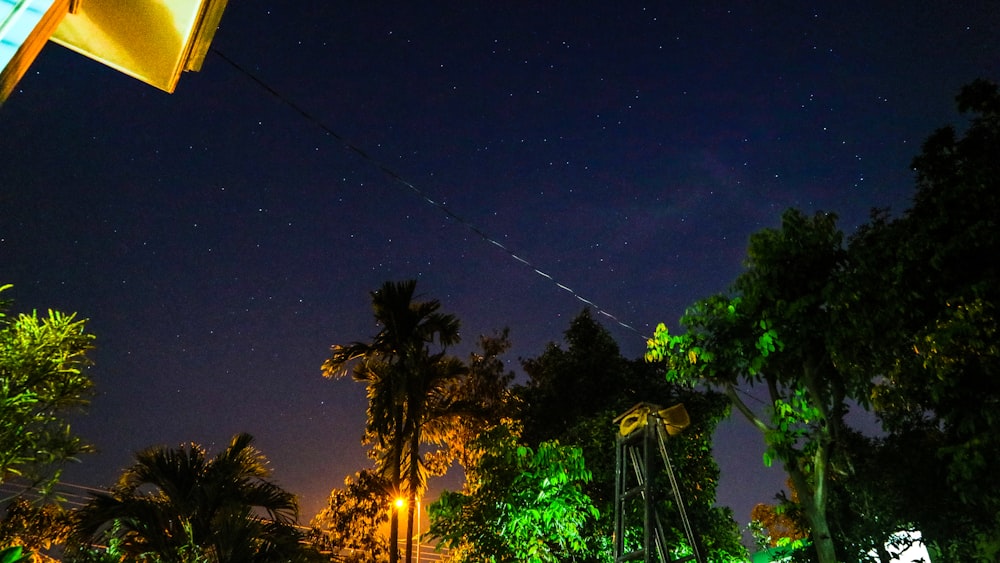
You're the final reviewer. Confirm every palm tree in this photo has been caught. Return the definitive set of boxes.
[72,433,315,563]
[323,280,461,563]
[399,353,468,563]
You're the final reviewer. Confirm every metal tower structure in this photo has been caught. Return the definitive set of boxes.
[613,403,703,563]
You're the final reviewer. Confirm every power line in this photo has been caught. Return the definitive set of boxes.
[0,481,99,508]
[210,48,647,341]
[51,481,108,494]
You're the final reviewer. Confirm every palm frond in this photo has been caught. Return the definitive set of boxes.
[73,434,306,563]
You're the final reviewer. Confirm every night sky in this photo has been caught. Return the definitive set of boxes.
[1,1,997,530]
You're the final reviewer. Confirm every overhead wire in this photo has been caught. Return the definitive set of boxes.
[0,480,104,508]
[210,48,647,341]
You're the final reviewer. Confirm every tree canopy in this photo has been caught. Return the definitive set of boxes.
[310,470,391,563]
[421,309,741,562]
[647,208,850,563]
[843,78,1000,561]
[519,309,745,562]
[71,433,318,563]
[427,425,599,563]
[646,79,1000,563]
[0,498,73,563]
[323,280,463,563]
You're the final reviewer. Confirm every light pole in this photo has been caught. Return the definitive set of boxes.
[395,496,421,563]
[394,497,405,562]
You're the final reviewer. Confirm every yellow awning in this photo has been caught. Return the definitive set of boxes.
[51,0,228,93]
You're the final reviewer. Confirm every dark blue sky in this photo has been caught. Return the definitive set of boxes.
[2,1,997,528]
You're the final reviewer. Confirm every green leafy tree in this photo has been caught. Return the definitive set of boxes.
[0,284,95,493]
[519,310,631,448]
[311,469,391,563]
[521,310,745,562]
[427,424,599,563]
[71,433,318,563]
[323,280,462,563]
[646,210,859,563]
[839,78,1000,561]
[750,434,923,563]
[822,433,927,563]
[648,80,1000,563]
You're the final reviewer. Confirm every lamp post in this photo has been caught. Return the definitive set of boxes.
[394,497,405,562]
[395,496,421,563]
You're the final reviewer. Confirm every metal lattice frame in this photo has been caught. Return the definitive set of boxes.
[613,403,703,563]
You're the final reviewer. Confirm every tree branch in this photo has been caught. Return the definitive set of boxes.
[724,382,770,434]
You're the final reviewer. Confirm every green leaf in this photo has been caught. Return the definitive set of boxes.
[0,546,30,563]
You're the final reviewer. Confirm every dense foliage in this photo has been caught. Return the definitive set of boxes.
[422,311,744,562]
[322,280,464,563]
[518,310,746,562]
[310,470,391,563]
[647,79,1000,562]
[427,425,598,563]
[0,498,73,563]
[0,284,95,493]
[70,433,319,563]
[646,209,850,563]
[843,78,1000,561]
